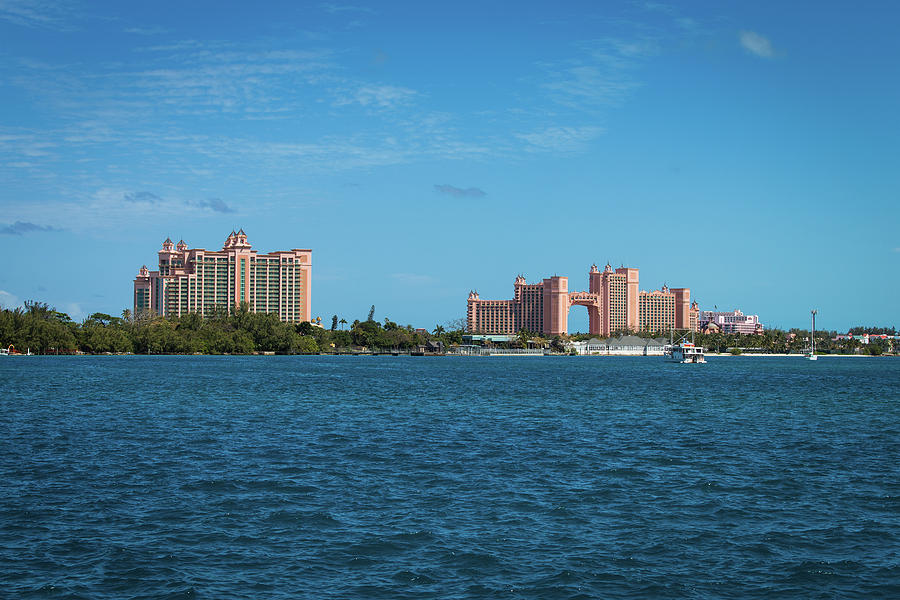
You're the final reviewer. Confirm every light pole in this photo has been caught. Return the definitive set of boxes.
[811,309,817,357]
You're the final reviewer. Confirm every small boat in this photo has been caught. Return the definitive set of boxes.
[665,341,706,363]
[1,345,32,356]
[664,331,706,363]
[805,309,818,361]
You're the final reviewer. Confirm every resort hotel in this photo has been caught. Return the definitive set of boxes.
[698,309,764,334]
[467,263,699,336]
[133,230,312,322]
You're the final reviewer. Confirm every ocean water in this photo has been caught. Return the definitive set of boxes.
[2,355,899,599]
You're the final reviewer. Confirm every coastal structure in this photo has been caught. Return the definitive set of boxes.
[133,230,311,322]
[698,309,763,334]
[466,264,699,336]
[569,335,669,356]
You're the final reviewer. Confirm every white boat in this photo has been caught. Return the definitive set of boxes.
[664,331,706,363]
[1,345,32,356]
[806,310,818,360]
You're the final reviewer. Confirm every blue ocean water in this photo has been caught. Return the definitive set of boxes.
[1,355,899,599]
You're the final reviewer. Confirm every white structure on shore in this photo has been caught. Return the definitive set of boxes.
[569,335,668,356]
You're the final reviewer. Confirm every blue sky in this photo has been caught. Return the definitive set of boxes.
[1,0,897,332]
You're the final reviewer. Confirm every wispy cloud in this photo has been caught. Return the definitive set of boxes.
[642,2,675,14]
[334,84,418,109]
[124,191,233,213]
[193,197,234,213]
[320,3,376,14]
[434,184,486,198]
[0,16,686,232]
[0,0,76,30]
[515,126,604,152]
[0,221,61,235]
[123,191,162,203]
[124,26,171,36]
[538,38,656,110]
[740,31,776,59]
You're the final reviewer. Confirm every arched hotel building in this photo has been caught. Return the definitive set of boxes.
[467,263,698,337]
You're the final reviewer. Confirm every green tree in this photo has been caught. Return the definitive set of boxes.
[868,341,885,356]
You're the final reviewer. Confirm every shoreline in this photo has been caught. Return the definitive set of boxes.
[6,352,894,358]
[705,353,883,358]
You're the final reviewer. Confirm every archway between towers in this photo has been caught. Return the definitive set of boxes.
[568,292,602,336]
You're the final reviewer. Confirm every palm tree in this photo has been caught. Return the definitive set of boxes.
[432,325,445,336]
[339,318,347,330]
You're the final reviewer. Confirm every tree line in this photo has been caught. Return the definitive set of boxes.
[1,300,894,355]
[0,301,465,355]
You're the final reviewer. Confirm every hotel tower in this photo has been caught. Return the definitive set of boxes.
[467,263,698,336]
[133,230,312,322]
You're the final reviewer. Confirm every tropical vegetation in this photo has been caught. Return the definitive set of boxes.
[0,301,466,355]
[0,300,895,356]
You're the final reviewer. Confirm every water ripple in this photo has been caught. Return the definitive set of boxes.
[2,355,900,598]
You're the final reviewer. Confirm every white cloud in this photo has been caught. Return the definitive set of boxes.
[0,290,21,309]
[63,302,84,321]
[740,31,776,59]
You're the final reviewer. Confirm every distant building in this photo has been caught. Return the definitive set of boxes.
[467,264,698,336]
[833,333,900,344]
[569,335,669,356]
[134,230,311,322]
[698,309,763,334]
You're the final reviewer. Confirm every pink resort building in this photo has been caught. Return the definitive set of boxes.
[133,230,312,322]
[698,309,763,334]
[467,263,699,336]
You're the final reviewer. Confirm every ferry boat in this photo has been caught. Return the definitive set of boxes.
[664,332,706,364]
[665,341,706,363]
